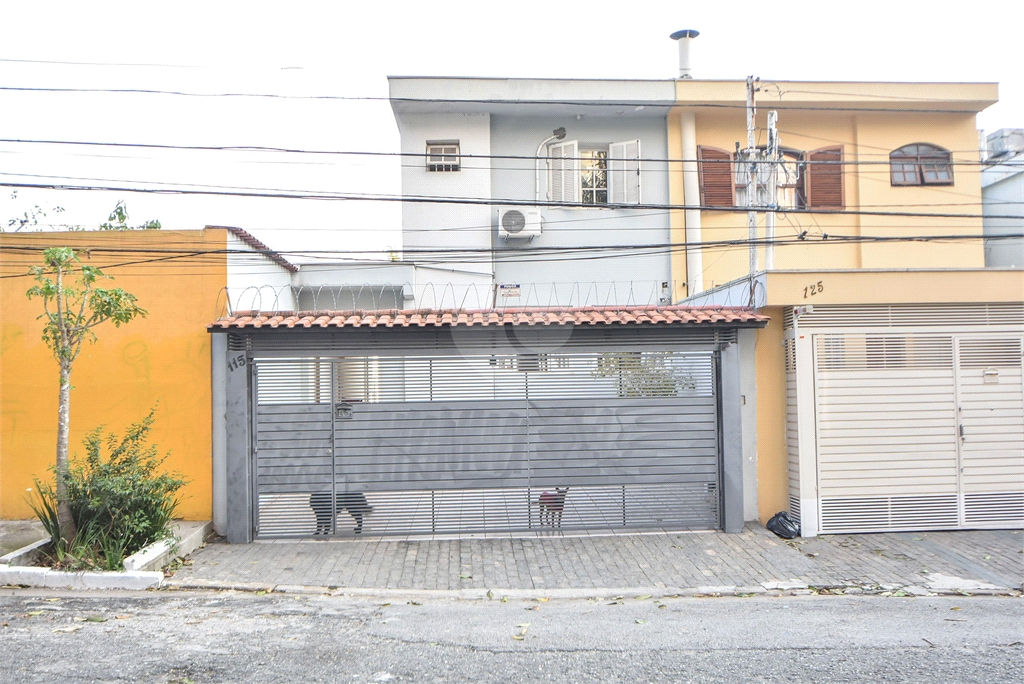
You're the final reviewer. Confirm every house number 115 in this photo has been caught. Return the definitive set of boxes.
[804,281,824,299]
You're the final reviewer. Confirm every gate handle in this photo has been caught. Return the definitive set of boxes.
[959,424,965,440]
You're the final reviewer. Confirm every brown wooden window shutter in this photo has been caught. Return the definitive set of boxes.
[697,146,734,207]
[805,146,844,208]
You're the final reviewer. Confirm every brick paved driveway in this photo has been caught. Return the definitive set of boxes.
[169,524,1023,593]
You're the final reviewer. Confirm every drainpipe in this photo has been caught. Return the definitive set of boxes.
[680,110,704,296]
[672,30,704,297]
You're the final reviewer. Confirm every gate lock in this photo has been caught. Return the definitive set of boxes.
[335,403,353,419]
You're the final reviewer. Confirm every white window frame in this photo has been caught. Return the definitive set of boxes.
[548,139,642,206]
[426,141,460,172]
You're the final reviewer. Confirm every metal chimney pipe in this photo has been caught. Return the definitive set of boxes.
[670,29,699,79]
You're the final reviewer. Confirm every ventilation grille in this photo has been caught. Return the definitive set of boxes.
[784,338,796,372]
[960,338,1023,368]
[816,335,953,370]
[819,495,959,533]
[227,334,251,352]
[788,495,801,522]
[787,303,1024,329]
[964,492,1024,525]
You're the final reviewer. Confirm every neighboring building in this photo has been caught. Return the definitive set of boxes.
[982,128,1024,268]
[664,57,1023,535]
[0,227,295,530]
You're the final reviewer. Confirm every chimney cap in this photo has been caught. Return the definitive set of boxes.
[670,29,700,40]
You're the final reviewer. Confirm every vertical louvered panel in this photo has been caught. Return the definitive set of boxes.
[957,336,1024,527]
[607,139,641,205]
[814,334,960,533]
[784,340,800,521]
[697,146,735,207]
[549,140,579,203]
[805,146,844,208]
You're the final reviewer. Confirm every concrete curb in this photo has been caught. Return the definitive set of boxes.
[124,521,213,572]
[157,580,1022,600]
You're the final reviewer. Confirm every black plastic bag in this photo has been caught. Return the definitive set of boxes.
[767,511,801,539]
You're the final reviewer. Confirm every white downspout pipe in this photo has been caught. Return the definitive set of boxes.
[680,110,704,295]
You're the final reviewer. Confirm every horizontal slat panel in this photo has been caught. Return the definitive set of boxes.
[253,348,721,538]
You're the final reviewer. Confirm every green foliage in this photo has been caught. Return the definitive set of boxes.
[26,247,147,369]
[592,351,696,398]
[26,408,188,572]
[91,200,161,231]
[5,190,65,232]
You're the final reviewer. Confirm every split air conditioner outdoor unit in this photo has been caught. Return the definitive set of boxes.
[498,207,542,240]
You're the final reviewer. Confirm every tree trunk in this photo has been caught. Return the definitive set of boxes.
[56,364,77,547]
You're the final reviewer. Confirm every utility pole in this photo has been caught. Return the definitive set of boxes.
[745,75,761,307]
[765,110,779,271]
[745,76,759,281]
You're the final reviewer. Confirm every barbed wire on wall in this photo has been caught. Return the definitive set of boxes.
[216,278,768,318]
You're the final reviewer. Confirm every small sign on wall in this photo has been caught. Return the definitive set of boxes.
[499,284,521,298]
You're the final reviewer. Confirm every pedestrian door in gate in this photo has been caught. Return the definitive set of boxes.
[251,349,722,537]
[813,333,1024,533]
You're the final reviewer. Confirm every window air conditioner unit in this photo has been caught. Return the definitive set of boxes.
[498,207,542,240]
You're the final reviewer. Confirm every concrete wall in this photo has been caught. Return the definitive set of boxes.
[0,229,230,520]
[669,109,987,292]
[490,115,672,307]
[396,112,494,291]
[982,167,1024,269]
[226,231,295,312]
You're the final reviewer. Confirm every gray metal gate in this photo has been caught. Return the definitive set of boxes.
[252,349,721,537]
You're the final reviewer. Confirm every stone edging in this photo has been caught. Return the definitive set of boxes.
[0,521,212,591]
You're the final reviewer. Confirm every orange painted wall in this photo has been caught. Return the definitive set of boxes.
[1,229,228,520]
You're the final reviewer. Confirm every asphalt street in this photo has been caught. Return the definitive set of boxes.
[1,589,1021,683]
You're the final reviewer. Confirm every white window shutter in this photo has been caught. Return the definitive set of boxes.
[608,140,641,205]
[548,140,579,203]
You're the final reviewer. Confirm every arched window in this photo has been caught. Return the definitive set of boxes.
[890,144,953,186]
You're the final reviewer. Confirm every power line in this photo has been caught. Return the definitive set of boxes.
[1,137,1015,167]
[3,179,1021,220]
[0,86,996,115]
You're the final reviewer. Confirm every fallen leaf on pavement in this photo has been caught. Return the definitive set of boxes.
[26,611,44,617]
[52,626,82,634]
[511,635,524,641]
[636,595,652,600]
[486,590,493,599]
[85,616,107,623]
[115,615,131,620]
[635,619,646,624]
[537,598,549,602]
[951,607,961,611]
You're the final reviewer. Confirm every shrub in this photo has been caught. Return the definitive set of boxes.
[27,407,188,571]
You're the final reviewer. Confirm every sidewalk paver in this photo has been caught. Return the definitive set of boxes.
[168,524,1024,593]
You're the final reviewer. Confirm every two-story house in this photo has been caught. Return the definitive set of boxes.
[365,35,1022,538]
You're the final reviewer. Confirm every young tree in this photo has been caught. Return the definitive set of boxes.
[26,247,147,545]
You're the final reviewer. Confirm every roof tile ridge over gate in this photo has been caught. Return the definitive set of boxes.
[208,305,769,330]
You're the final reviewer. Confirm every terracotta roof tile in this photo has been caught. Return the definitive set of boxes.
[209,305,768,331]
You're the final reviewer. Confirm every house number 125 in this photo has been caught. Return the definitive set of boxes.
[804,281,824,299]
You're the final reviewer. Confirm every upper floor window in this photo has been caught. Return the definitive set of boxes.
[426,141,460,172]
[697,145,844,209]
[548,139,641,206]
[890,144,952,186]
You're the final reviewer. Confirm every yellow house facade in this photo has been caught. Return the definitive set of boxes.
[667,80,1024,535]
[0,227,295,522]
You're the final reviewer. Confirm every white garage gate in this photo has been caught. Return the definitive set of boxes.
[786,304,1024,535]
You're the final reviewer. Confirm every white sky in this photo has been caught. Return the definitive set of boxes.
[1,0,1020,261]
